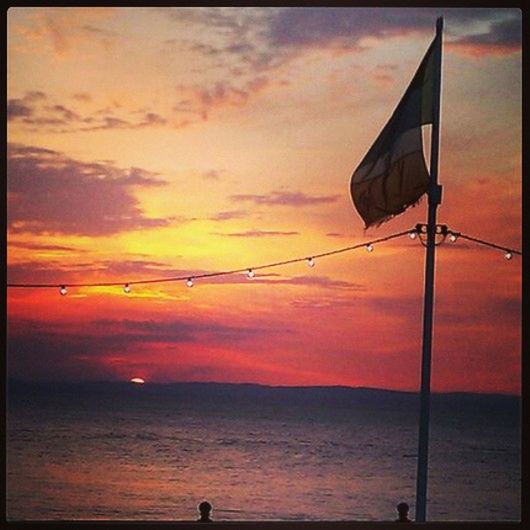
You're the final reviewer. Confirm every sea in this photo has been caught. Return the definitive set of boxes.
[6,380,521,522]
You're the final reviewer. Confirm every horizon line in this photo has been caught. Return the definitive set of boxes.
[7,378,520,398]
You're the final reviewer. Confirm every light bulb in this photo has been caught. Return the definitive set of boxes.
[186,277,194,287]
[246,268,255,279]
[409,231,417,240]
[365,244,374,252]
[307,257,315,267]
[59,285,67,296]
[504,252,513,260]
[124,283,131,293]
[449,233,458,243]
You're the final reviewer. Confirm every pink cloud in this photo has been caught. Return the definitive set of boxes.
[174,76,271,121]
[446,41,521,58]
[7,143,170,236]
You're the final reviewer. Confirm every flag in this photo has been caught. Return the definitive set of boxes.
[350,32,440,228]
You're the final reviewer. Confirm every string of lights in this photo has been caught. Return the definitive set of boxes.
[414,224,523,259]
[6,225,521,295]
[446,231,522,260]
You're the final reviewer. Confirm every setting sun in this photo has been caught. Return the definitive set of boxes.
[130,377,145,384]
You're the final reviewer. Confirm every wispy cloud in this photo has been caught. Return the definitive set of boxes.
[208,210,248,221]
[91,317,290,342]
[268,7,521,58]
[7,259,184,286]
[198,169,228,181]
[14,7,118,58]
[7,91,169,133]
[371,65,397,86]
[8,241,87,252]
[166,7,521,80]
[189,272,364,290]
[173,76,271,121]
[230,191,340,207]
[214,229,299,238]
[12,8,519,136]
[258,275,364,290]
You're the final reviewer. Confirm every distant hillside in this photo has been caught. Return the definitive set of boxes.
[8,378,519,419]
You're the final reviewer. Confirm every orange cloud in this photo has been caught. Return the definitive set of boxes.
[446,41,521,58]
[14,7,118,59]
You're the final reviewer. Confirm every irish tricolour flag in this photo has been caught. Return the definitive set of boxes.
[350,32,440,228]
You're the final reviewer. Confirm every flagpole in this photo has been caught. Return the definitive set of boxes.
[415,16,443,523]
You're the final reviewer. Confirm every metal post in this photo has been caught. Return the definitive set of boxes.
[415,17,443,523]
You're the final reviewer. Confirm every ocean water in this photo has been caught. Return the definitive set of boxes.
[6,381,520,521]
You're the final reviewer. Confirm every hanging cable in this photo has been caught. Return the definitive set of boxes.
[447,231,522,257]
[6,229,411,290]
[6,226,521,293]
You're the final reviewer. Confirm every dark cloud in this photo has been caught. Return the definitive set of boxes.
[8,241,86,252]
[91,318,290,342]
[266,7,521,57]
[8,91,170,132]
[7,99,33,120]
[7,259,184,286]
[267,7,402,50]
[162,8,281,74]
[165,7,520,85]
[7,143,170,236]
[7,331,117,381]
[230,191,340,207]
[436,293,521,327]
[7,315,292,379]
[447,16,522,56]
[7,91,48,121]
[45,103,82,121]
[365,290,521,329]
[7,256,366,291]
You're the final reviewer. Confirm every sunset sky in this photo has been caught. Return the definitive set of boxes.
[7,7,522,394]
